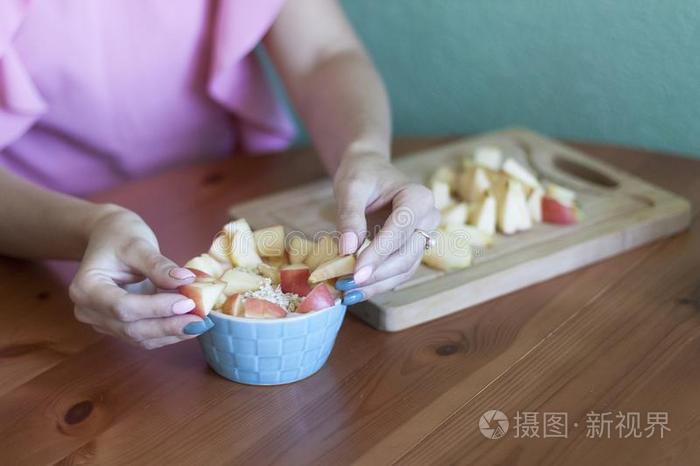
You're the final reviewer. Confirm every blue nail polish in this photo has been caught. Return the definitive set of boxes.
[335,276,357,291]
[342,290,365,306]
[183,317,214,335]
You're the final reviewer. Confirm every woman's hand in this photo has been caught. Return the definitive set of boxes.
[332,151,440,304]
[69,206,212,349]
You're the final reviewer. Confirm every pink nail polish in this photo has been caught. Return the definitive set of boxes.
[354,265,373,284]
[340,231,359,255]
[173,299,196,314]
[169,267,195,280]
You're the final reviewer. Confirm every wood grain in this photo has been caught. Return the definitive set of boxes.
[0,137,697,466]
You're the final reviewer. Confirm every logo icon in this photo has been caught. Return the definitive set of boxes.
[479,410,509,439]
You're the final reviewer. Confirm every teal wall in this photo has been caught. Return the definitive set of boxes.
[285,1,700,159]
[340,1,700,158]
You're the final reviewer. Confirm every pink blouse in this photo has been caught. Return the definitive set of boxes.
[0,0,295,195]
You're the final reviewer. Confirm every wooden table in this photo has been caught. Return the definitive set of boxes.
[1,138,698,465]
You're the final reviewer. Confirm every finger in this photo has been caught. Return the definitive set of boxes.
[120,314,208,342]
[362,230,428,284]
[342,258,422,305]
[120,238,195,289]
[335,179,371,255]
[355,188,438,283]
[72,272,197,321]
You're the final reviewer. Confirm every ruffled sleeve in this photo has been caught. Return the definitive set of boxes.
[208,0,296,153]
[0,0,47,150]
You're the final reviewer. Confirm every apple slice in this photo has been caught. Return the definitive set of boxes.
[219,268,264,296]
[207,232,231,265]
[243,298,287,319]
[357,238,371,255]
[287,236,313,265]
[468,192,497,236]
[309,255,355,283]
[221,293,245,316]
[512,180,532,231]
[297,283,336,313]
[457,166,491,202]
[441,202,469,227]
[223,219,263,268]
[430,180,452,210]
[214,291,227,310]
[304,235,339,270]
[429,166,457,191]
[527,186,544,223]
[502,158,540,190]
[442,224,494,247]
[472,145,503,171]
[496,180,529,235]
[421,230,473,271]
[542,196,582,225]
[264,253,289,269]
[546,182,577,207]
[185,254,225,278]
[253,225,285,257]
[280,264,311,296]
[177,280,226,318]
[257,263,281,284]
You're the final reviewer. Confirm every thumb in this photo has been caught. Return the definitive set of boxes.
[335,180,370,255]
[122,238,195,289]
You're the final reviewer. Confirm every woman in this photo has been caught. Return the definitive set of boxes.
[0,0,438,349]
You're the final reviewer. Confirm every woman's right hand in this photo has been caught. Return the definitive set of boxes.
[69,206,213,349]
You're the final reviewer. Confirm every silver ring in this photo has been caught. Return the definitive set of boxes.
[415,228,436,250]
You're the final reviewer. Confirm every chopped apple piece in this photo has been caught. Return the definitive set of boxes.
[253,225,285,257]
[441,202,469,227]
[512,181,532,231]
[280,264,311,296]
[442,224,494,247]
[264,254,289,269]
[244,298,286,319]
[497,180,522,235]
[287,236,314,265]
[304,235,339,270]
[430,180,452,210]
[207,233,231,264]
[297,283,336,313]
[473,145,503,171]
[185,254,225,278]
[546,182,577,207]
[502,158,540,189]
[309,255,355,283]
[257,263,281,284]
[214,291,227,310]
[429,166,457,191]
[421,230,473,271]
[527,186,544,223]
[223,219,263,268]
[221,293,244,316]
[357,238,371,255]
[177,280,226,318]
[468,192,497,236]
[542,196,582,225]
[457,166,491,202]
[219,268,264,296]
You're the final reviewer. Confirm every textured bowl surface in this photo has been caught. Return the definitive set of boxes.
[198,303,347,385]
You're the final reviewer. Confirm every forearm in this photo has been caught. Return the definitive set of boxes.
[292,50,392,174]
[0,168,115,260]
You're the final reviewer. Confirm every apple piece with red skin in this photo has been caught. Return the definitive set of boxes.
[308,255,355,283]
[243,298,287,319]
[177,280,226,318]
[297,283,335,313]
[221,293,244,316]
[280,264,311,296]
[541,196,582,225]
[185,254,224,278]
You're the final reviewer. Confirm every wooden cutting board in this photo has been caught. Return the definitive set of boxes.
[229,129,691,331]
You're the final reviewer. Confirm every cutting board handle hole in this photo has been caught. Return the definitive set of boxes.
[553,156,619,188]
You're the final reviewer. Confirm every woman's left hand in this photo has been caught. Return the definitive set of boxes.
[332,150,440,304]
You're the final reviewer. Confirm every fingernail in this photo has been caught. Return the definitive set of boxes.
[342,290,365,306]
[169,267,195,280]
[354,266,372,284]
[339,231,359,255]
[172,299,196,314]
[335,276,357,291]
[183,317,214,335]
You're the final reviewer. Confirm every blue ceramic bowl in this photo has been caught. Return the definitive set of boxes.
[198,303,347,385]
